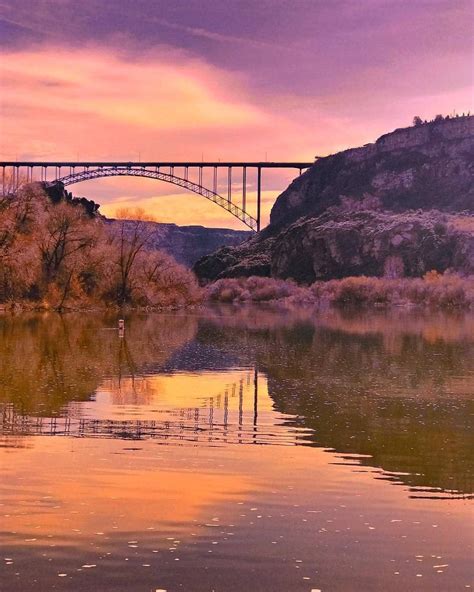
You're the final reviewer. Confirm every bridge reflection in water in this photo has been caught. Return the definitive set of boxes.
[1,310,473,592]
[1,368,313,447]
[1,309,472,498]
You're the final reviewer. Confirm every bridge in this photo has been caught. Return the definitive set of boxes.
[0,160,314,231]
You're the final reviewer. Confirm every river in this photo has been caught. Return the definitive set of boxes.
[0,306,473,591]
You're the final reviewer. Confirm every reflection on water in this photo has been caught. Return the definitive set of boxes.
[0,307,473,591]
[3,369,312,447]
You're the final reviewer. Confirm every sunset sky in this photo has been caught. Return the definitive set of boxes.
[0,0,472,228]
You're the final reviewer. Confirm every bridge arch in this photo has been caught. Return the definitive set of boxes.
[56,166,258,230]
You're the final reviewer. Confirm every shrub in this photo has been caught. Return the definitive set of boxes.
[207,276,310,304]
[207,274,474,310]
[0,184,202,310]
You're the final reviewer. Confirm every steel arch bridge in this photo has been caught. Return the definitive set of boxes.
[58,166,258,230]
[1,161,314,231]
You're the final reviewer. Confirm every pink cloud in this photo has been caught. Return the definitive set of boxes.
[0,45,323,226]
[2,42,471,228]
[0,45,323,159]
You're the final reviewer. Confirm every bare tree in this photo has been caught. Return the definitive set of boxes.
[38,203,96,281]
[0,188,201,309]
[1,170,29,208]
[113,207,158,304]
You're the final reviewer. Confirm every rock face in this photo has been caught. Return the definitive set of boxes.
[194,116,474,282]
[271,210,474,282]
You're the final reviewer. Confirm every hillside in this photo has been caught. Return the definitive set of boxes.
[194,116,474,282]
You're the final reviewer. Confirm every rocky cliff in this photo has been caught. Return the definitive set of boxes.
[194,116,474,282]
[271,209,474,282]
[45,182,101,217]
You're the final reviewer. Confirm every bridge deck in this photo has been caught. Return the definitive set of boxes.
[0,161,314,168]
[1,408,312,447]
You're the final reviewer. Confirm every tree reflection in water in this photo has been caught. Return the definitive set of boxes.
[0,306,473,496]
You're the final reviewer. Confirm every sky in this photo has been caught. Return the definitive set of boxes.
[0,0,472,228]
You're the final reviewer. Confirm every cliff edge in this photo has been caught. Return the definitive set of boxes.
[194,116,474,282]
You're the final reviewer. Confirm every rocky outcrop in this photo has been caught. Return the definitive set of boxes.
[44,182,101,217]
[271,209,474,282]
[192,235,274,279]
[270,115,474,230]
[194,116,474,283]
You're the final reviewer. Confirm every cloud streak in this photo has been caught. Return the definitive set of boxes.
[150,17,289,51]
[0,0,472,228]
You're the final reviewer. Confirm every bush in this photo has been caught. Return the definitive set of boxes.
[206,274,474,310]
[0,184,202,310]
[207,276,310,304]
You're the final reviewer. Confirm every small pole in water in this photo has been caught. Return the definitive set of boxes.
[118,319,125,338]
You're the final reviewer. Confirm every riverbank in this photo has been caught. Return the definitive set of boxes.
[206,273,474,309]
[2,272,473,313]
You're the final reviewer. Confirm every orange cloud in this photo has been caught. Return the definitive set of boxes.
[0,45,314,159]
[2,48,265,130]
[9,43,463,228]
[0,45,326,227]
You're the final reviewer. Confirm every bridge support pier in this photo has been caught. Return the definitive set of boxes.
[257,167,262,232]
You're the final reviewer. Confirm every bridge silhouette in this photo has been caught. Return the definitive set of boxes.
[1,160,314,231]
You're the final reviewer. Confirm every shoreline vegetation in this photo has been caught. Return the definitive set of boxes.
[1,273,473,313]
[0,183,201,311]
[1,182,472,314]
[206,274,474,310]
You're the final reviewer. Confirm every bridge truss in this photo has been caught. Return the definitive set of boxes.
[0,161,314,231]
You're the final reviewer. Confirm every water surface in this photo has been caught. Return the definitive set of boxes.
[1,307,473,591]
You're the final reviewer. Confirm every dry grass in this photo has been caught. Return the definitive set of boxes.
[207,272,474,309]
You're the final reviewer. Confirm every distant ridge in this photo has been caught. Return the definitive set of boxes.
[106,218,249,267]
